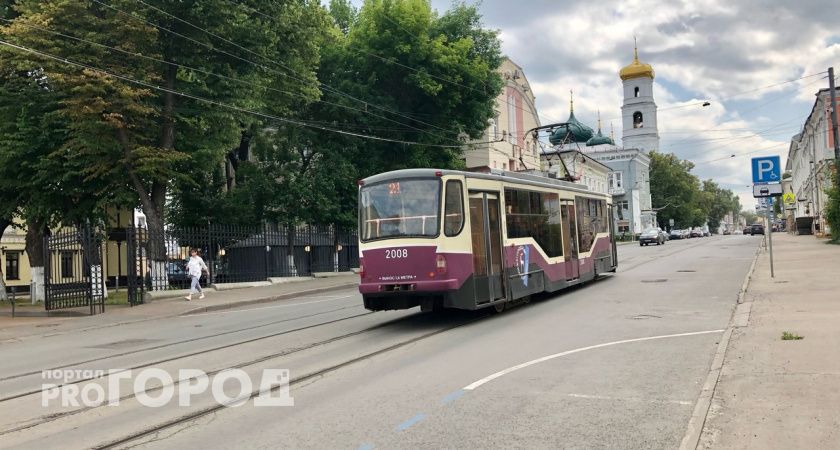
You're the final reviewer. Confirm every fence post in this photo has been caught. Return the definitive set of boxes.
[206,221,213,285]
[263,223,269,281]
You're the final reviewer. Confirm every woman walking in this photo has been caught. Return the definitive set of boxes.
[185,249,208,301]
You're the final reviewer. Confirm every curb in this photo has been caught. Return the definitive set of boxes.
[178,281,359,315]
[1,280,359,342]
[679,244,762,450]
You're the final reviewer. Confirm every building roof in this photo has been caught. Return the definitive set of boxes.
[586,112,614,146]
[549,92,594,145]
[619,45,655,81]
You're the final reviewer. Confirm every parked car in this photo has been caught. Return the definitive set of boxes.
[690,228,703,238]
[750,223,765,235]
[703,230,711,237]
[669,229,684,240]
[723,229,732,235]
[733,230,742,235]
[743,226,751,235]
[640,227,665,246]
[681,229,691,239]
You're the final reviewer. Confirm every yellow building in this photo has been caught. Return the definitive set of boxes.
[1,209,140,298]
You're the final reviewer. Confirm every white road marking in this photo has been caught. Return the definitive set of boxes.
[463,329,725,390]
[565,393,693,406]
[188,295,357,317]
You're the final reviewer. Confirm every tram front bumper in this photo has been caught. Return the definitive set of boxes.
[358,279,461,296]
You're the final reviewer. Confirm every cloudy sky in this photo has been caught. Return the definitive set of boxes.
[422,0,840,211]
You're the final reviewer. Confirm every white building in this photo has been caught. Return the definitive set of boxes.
[465,58,541,171]
[619,45,660,153]
[785,88,839,236]
[539,149,610,195]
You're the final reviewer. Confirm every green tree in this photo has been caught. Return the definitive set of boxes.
[824,169,840,243]
[2,0,328,286]
[649,151,703,228]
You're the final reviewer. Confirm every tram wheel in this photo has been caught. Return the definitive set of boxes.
[494,301,506,313]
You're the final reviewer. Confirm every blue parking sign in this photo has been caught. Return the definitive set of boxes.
[752,156,781,184]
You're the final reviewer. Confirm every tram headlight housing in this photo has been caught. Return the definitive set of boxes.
[435,254,447,275]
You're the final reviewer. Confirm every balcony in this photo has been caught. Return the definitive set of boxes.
[608,187,626,196]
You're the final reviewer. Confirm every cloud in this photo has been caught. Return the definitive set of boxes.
[449,0,839,212]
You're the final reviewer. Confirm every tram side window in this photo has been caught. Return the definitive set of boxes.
[504,188,563,257]
[444,180,464,236]
[576,197,608,253]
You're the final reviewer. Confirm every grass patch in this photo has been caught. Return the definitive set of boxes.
[781,331,804,341]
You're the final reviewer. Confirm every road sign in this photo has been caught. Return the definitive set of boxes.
[751,156,781,184]
[753,183,782,198]
[782,192,795,205]
[669,218,674,227]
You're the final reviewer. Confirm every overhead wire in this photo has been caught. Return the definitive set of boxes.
[0,38,498,148]
[95,0,464,143]
[0,17,454,140]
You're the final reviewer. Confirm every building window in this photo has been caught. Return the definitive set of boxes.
[633,111,644,128]
[609,171,623,190]
[61,251,74,278]
[634,86,639,98]
[507,94,517,144]
[5,252,20,280]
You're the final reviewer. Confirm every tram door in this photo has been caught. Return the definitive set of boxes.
[561,200,580,280]
[469,192,505,303]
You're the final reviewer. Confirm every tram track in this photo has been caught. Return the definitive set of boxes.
[91,310,491,450]
[0,304,373,402]
[0,308,451,437]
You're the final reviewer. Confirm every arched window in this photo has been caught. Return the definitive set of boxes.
[633,111,644,128]
[634,86,639,98]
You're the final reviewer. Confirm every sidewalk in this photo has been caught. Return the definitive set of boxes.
[698,233,840,449]
[0,273,359,342]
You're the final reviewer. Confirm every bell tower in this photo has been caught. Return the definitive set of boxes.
[620,40,659,152]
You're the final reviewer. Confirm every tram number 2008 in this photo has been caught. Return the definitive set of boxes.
[385,249,408,259]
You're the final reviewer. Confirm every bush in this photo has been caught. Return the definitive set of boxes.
[825,169,840,243]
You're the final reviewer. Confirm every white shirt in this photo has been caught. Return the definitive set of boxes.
[186,256,207,277]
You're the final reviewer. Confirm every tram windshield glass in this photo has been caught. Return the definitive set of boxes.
[360,179,441,241]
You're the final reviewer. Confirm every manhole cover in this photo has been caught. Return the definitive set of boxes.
[775,280,789,284]
[88,338,159,350]
[677,270,696,273]
[641,279,668,283]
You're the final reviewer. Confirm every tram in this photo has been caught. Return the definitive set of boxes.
[357,168,617,312]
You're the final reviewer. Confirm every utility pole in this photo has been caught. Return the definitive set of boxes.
[829,67,840,192]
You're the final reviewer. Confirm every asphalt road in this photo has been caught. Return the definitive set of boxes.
[0,235,760,449]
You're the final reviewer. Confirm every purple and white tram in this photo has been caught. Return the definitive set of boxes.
[357,169,617,311]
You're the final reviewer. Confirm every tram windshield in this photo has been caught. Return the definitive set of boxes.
[360,179,440,241]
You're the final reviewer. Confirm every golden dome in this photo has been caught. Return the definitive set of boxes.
[619,45,655,81]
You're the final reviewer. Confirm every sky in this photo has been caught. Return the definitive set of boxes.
[415,0,840,211]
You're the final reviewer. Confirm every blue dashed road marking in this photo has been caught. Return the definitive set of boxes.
[441,389,465,405]
[395,413,426,431]
[356,444,375,450]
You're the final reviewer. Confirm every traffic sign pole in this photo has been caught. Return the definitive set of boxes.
[767,206,774,278]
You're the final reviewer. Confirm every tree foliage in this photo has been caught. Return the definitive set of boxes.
[824,169,840,243]
[649,151,740,230]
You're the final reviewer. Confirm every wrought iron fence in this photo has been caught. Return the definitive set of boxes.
[44,226,106,314]
[126,223,358,306]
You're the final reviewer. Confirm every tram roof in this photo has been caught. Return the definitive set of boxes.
[362,168,608,197]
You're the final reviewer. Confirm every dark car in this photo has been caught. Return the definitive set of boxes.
[743,227,750,235]
[640,228,665,246]
[750,223,765,235]
[669,229,684,240]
